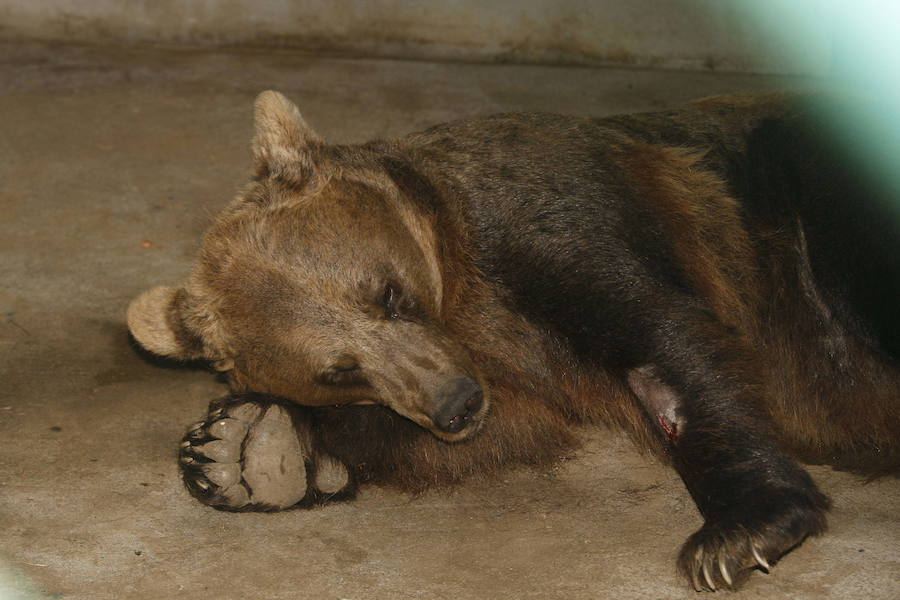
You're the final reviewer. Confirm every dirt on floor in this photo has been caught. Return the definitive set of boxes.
[0,42,897,600]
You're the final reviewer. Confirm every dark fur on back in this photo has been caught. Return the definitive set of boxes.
[304,92,898,588]
[304,94,899,488]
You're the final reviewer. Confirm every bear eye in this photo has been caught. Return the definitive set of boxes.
[319,358,367,387]
[382,281,401,320]
[377,279,428,322]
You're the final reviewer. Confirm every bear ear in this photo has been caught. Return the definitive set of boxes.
[252,90,323,178]
[127,286,204,360]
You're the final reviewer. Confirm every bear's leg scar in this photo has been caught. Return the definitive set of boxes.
[627,365,683,443]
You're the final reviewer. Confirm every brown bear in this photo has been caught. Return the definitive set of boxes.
[127,90,900,591]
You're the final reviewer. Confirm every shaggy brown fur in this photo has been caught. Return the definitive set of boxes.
[128,90,900,591]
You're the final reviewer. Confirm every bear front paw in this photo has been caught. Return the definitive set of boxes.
[179,395,354,511]
[677,489,829,591]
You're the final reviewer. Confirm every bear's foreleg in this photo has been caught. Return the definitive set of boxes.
[628,308,830,591]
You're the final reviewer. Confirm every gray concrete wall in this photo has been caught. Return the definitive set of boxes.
[0,0,831,74]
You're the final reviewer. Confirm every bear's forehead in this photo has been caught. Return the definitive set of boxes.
[188,176,441,340]
[199,180,431,286]
[210,182,419,264]
[193,221,417,311]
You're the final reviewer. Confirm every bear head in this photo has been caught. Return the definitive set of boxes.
[127,91,488,442]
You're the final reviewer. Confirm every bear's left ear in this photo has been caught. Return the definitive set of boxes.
[252,90,323,178]
[126,286,205,360]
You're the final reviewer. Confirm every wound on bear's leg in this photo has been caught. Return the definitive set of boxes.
[627,366,683,444]
[657,413,679,442]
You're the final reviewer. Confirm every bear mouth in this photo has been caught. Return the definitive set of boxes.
[426,400,490,442]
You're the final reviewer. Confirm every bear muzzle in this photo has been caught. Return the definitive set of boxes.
[431,376,485,434]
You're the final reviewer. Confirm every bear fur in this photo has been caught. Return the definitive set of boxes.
[128,90,900,591]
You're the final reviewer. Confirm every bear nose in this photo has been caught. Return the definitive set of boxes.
[433,376,484,433]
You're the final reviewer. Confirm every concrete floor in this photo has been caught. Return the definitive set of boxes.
[0,42,897,600]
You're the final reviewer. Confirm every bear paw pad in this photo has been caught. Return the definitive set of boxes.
[179,397,352,511]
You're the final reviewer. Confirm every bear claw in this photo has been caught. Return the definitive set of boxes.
[702,561,715,591]
[752,546,770,572]
[678,484,829,591]
[718,559,732,587]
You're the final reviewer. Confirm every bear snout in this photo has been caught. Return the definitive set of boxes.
[432,376,484,434]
